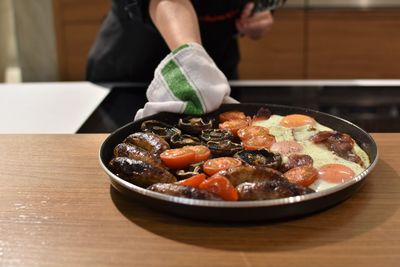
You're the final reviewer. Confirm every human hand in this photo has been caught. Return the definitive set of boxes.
[236,2,274,40]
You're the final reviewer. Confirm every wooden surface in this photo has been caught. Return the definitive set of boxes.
[0,134,399,267]
[238,9,305,79]
[53,0,110,81]
[307,9,400,79]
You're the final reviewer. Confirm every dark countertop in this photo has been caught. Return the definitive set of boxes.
[78,80,400,133]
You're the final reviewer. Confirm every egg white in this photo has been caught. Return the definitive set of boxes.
[253,114,370,192]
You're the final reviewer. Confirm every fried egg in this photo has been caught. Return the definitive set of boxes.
[253,114,370,192]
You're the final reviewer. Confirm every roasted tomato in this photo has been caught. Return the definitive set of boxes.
[175,173,207,188]
[160,148,195,169]
[203,157,242,176]
[199,174,239,201]
[284,165,318,186]
[219,111,247,123]
[219,119,249,136]
[237,125,270,141]
[184,145,211,162]
[242,135,275,150]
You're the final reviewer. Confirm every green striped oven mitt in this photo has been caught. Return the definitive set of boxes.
[134,43,238,121]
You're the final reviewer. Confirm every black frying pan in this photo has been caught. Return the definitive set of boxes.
[99,104,378,222]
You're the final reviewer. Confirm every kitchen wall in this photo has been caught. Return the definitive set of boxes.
[13,0,58,81]
[0,0,15,82]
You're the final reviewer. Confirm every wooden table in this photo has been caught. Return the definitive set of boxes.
[0,134,399,267]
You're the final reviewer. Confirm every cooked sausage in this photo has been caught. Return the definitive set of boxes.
[124,132,170,158]
[147,183,223,201]
[219,165,287,187]
[113,143,163,167]
[237,180,315,201]
[109,157,176,187]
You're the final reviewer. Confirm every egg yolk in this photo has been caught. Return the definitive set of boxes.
[317,164,356,184]
[279,114,316,128]
[270,140,303,155]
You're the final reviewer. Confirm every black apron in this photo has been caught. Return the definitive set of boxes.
[86,0,246,82]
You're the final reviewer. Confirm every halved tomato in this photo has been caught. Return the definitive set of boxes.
[237,125,270,141]
[242,135,275,150]
[176,173,207,188]
[219,119,249,136]
[184,145,211,163]
[284,165,318,186]
[160,148,195,169]
[203,157,242,176]
[219,111,246,123]
[198,174,239,201]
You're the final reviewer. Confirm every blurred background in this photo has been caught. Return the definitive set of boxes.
[1,0,400,134]
[1,0,400,83]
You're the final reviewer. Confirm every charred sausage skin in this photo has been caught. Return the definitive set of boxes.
[113,143,163,167]
[124,132,170,158]
[237,180,315,201]
[147,183,223,201]
[109,157,176,187]
[219,165,287,187]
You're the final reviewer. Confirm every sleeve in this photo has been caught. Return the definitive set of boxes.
[114,0,155,28]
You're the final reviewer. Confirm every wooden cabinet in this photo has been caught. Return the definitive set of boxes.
[238,8,400,79]
[53,2,400,80]
[238,10,305,79]
[53,0,110,81]
[307,9,400,79]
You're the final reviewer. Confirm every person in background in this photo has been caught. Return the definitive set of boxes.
[86,0,274,82]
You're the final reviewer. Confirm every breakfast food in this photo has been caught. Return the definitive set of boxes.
[108,107,370,201]
[251,113,370,191]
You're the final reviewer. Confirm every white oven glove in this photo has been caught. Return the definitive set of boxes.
[134,43,238,121]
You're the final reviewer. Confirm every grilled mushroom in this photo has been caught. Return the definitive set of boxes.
[175,162,203,180]
[178,117,213,135]
[140,120,181,142]
[170,133,202,148]
[200,129,234,142]
[234,149,282,170]
[206,140,243,157]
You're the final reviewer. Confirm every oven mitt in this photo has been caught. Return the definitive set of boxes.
[134,43,238,121]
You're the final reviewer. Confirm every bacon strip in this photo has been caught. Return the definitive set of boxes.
[310,131,363,166]
[280,154,314,173]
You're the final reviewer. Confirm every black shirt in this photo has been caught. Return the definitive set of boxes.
[87,0,248,82]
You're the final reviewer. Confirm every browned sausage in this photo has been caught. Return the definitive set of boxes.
[237,180,314,201]
[124,132,170,158]
[109,157,176,187]
[147,183,223,201]
[113,143,163,167]
[219,165,287,187]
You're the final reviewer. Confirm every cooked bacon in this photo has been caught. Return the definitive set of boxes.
[310,131,363,166]
[252,107,272,122]
[280,154,314,173]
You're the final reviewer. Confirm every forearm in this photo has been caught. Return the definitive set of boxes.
[149,0,201,50]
